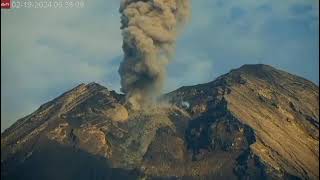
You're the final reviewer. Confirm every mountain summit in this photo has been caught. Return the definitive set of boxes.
[1,64,319,180]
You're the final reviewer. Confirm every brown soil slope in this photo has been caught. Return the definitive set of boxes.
[1,64,319,180]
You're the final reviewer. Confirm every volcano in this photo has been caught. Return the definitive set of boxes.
[1,64,319,180]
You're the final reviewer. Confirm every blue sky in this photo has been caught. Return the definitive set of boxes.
[1,0,319,131]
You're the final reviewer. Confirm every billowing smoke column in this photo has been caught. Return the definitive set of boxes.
[119,0,190,109]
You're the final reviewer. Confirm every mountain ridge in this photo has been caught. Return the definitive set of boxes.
[1,64,319,180]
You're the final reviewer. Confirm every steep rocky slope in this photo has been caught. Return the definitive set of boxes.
[1,64,319,180]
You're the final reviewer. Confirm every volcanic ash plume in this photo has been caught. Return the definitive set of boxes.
[118,0,190,109]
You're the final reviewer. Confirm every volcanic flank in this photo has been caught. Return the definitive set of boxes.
[1,64,319,180]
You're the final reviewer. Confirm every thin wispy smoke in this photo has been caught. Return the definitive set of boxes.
[119,0,190,109]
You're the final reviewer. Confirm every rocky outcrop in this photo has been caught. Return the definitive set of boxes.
[165,64,319,179]
[1,64,319,180]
